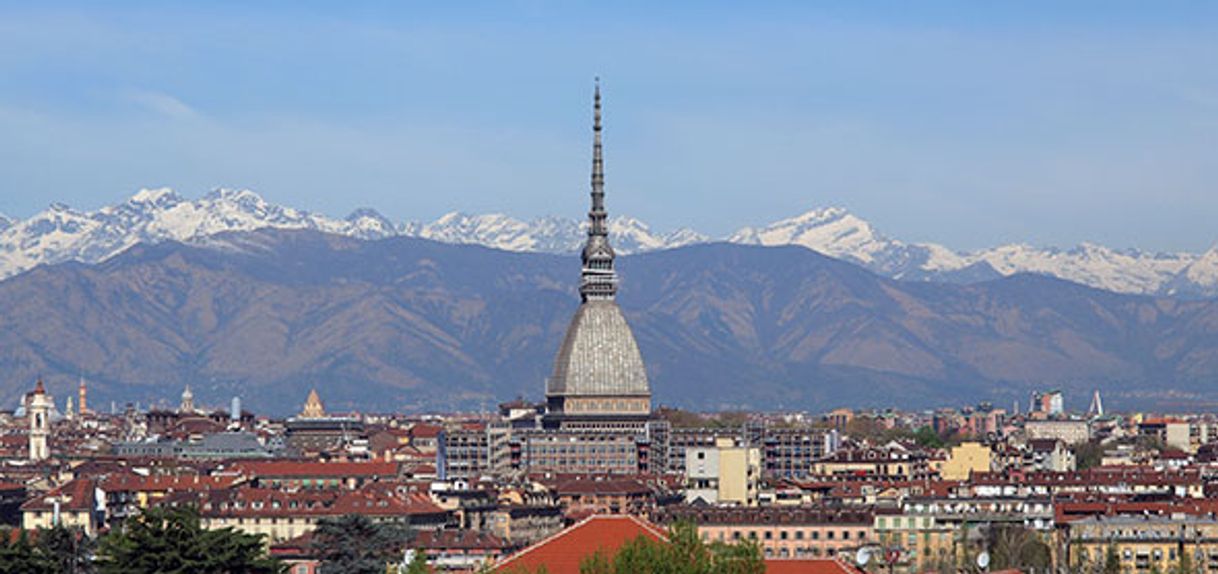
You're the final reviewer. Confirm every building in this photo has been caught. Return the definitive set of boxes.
[873,509,955,573]
[762,427,830,479]
[1027,438,1076,472]
[179,385,195,413]
[685,437,761,506]
[811,444,934,481]
[1064,515,1218,572]
[21,478,101,536]
[542,82,651,433]
[284,389,364,455]
[657,506,874,560]
[1139,418,1192,452]
[1032,390,1064,415]
[168,485,449,543]
[941,442,992,480]
[26,379,53,461]
[1024,419,1090,445]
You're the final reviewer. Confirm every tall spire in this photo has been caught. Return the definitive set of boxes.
[580,78,617,302]
[590,78,606,235]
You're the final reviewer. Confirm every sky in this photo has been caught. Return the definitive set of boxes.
[0,2,1217,252]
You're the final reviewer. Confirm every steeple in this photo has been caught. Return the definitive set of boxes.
[579,79,618,302]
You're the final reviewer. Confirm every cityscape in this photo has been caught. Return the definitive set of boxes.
[4,3,1218,574]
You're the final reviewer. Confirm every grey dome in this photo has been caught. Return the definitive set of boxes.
[547,300,650,397]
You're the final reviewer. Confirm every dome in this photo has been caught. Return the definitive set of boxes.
[547,301,650,397]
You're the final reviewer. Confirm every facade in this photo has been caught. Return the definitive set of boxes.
[873,510,955,573]
[516,429,653,475]
[1064,515,1218,572]
[658,506,874,560]
[21,479,100,536]
[941,442,992,480]
[1024,419,1090,445]
[685,437,761,506]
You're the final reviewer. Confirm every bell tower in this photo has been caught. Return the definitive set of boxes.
[27,379,52,461]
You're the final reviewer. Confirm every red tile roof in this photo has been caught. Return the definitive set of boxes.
[230,460,399,478]
[20,478,95,512]
[99,473,238,492]
[764,559,865,574]
[492,515,666,574]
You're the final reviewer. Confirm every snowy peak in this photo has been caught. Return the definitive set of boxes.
[0,189,1215,298]
[727,207,892,263]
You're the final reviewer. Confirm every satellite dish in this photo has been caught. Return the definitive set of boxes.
[855,547,871,567]
[977,551,991,570]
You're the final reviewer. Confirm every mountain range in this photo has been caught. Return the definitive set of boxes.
[2,188,1216,298]
[3,227,1218,415]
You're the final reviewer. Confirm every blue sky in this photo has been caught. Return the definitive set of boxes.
[1,2,1216,251]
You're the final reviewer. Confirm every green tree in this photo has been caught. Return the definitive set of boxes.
[1175,551,1195,574]
[579,550,611,574]
[405,547,430,574]
[312,514,405,574]
[579,521,764,574]
[0,528,58,574]
[1104,543,1122,574]
[912,426,946,449]
[40,525,95,574]
[986,525,1051,571]
[96,506,281,574]
[1073,440,1106,470]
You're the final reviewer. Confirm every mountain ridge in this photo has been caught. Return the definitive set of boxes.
[4,227,1218,415]
[2,188,1215,297]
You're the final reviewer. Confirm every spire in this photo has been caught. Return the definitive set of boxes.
[590,78,606,234]
[579,78,618,302]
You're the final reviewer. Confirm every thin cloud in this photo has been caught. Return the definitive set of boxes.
[124,90,200,120]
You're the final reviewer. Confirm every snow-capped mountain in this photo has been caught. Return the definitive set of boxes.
[0,188,400,279]
[0,188,704,280]
[727,207,1207,296]
[0,188,1215,297]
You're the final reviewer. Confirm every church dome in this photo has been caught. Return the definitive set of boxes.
[547,300,650,398]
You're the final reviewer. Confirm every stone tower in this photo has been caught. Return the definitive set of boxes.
[544,81,652,430]
[27,379,52,461]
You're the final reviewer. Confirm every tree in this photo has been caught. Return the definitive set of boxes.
[405,547,430,574]
[96,506,281,574]
[912,426,947,449]
[1103,543,1122,574]
[0,528,58,574]
[1174,551,1196,574]
[986,525,1051,571]
[1073,440,1106,470]
[579,521,764,574]
[579,550,611,574]
[40,525,95,574]
[312,514,405,574]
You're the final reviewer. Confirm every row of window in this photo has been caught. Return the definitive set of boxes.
[705,529,868,542]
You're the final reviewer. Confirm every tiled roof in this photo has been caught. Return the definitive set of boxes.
[99,473,238,492]
[492,515,666,574]
[230,460,399,478]
[554,477,652,496]
[20,478,95,512]
[764,559,865,574]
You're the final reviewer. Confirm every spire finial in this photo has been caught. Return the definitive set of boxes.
[579,79,617,302]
